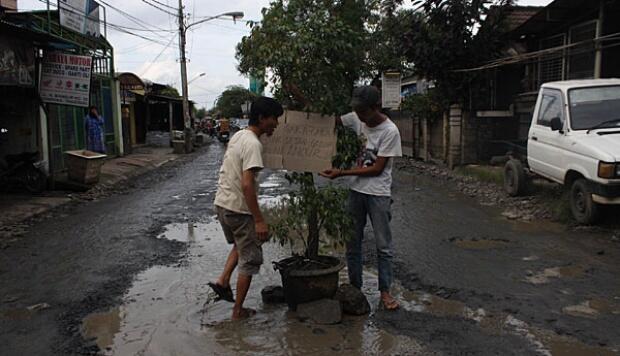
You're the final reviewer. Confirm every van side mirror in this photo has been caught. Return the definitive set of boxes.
[550,117,563,132]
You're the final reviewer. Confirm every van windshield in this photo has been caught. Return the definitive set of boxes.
[569,85,620,130]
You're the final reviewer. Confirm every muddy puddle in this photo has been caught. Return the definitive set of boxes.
[81,212,617,355]
[82,219,424,355]
[524,265,588,285]
[562,299,620,319]
[258,173,289,207]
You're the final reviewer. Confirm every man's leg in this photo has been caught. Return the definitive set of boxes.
[347,191,367,289]
[368,195,398,309]
[231,213,262,319]
[232,273,254,320]
[215,246,238,288]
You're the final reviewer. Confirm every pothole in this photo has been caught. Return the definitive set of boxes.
[81,220,425,355]
[448,236,512,250]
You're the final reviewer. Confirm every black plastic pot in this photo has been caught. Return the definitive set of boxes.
[273,256,344,310]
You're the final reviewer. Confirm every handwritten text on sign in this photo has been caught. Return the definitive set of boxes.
[261,111,337,173]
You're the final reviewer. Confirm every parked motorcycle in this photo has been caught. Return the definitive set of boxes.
[0,152,47,193]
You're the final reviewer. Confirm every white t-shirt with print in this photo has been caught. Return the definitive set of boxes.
[351,119,402,197]
[214,129,263,214]
[340,112,363,135]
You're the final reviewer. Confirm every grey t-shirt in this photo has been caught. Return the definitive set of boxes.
[350,119,402,197]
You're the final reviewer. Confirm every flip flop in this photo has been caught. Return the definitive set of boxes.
[381,296,400,311]
[232,307,256,321]
[208,282,234,302]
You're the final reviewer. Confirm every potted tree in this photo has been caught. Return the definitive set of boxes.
[269,126,361,308]
[236,0,377,308]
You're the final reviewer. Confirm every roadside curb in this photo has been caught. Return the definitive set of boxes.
[0,150,181,233]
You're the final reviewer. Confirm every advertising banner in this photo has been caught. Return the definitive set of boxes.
[59,0,100,37]
[40,52,92,107]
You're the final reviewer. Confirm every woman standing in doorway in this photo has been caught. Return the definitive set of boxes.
[85,105,106,154]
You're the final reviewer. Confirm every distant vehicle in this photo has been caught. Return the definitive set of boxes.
[236,118,249,130]
[217,118,230,143]
[504,79,620,224]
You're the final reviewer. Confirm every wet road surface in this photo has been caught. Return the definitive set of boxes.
[1,143,619,355]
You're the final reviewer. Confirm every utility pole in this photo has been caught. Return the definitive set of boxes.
[175,5,244,153]
[178,0,192,153]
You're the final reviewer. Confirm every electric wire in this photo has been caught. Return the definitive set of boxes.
[141,0,179,18]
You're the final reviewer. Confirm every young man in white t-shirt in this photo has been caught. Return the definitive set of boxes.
[210,97,283,320]
[321,85,402,310]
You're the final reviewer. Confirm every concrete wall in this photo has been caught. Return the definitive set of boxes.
[392,112,415,157]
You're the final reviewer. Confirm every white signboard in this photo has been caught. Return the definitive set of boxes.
[59,0,100,37]
[40,52,92,107]
[382,72,402,110]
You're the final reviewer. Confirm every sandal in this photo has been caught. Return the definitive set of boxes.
[232,307,256,320]
[208,282,235,303]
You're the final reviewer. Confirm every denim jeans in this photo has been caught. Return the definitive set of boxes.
[346,190,394,292]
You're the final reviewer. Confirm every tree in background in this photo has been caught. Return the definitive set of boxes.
[236,0,380,115]
[214,85,257,118]
[380,0,514,109]
[159,85,180,97]
[194,107,207,119]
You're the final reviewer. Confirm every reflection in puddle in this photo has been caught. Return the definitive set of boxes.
[82,219,423,355]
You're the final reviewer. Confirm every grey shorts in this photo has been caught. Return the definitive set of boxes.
[216,206,263,275]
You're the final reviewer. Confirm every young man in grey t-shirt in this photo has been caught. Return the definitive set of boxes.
[321,85,402,310]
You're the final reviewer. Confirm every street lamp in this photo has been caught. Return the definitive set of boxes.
[188,72,206,85]
[177,4,244,152]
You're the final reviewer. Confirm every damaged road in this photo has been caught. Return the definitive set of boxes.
[0,146,222,355]
[362,165,620,355]
[1,144,619,355]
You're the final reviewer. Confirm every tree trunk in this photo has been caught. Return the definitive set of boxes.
[306,207,319,259]
[304,172,319,259]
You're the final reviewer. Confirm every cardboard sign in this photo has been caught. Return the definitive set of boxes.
[40,52,92,107]
[261,111,337,173]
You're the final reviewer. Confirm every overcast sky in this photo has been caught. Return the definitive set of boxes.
[19,0,553,109]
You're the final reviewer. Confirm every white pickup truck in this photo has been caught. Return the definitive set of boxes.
[504,79,620,224]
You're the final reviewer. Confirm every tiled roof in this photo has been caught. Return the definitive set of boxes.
[504,6,542,31]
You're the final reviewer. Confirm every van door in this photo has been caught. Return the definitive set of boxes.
[527,88,567,182]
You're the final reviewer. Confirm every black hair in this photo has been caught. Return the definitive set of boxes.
[89,105,98,111]
[249,97,283,126]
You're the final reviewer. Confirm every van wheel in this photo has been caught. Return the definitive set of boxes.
[504,159,526,196]
[570,179,600,224]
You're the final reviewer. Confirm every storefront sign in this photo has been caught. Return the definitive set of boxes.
[382,72,402,109]
[59,0,101,37]
[261,110,337,173]
[40,52,92,107]
[0,36,35,87]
